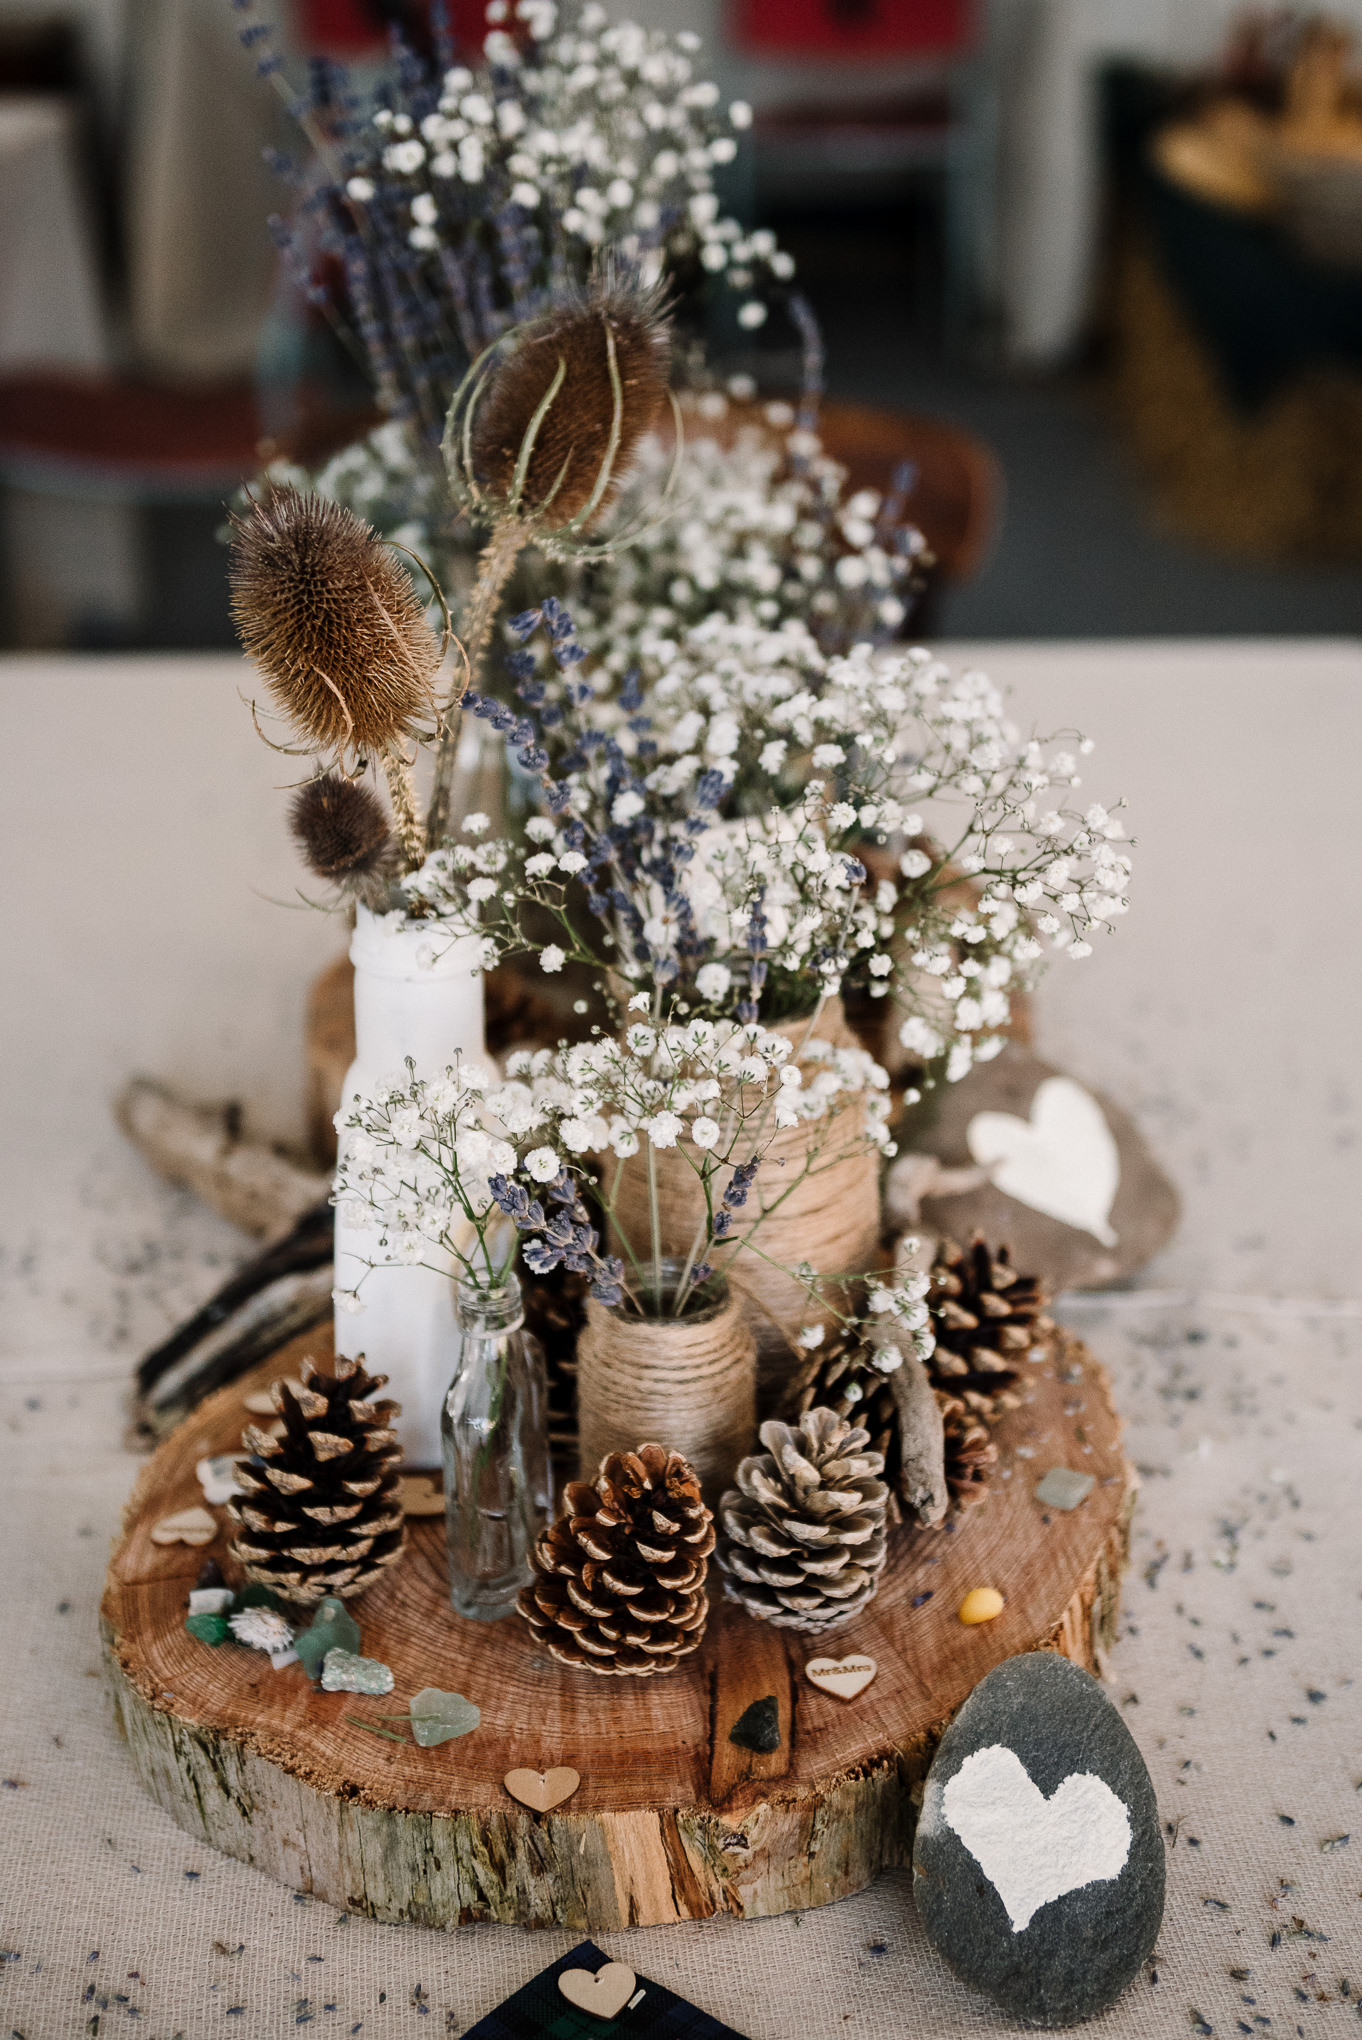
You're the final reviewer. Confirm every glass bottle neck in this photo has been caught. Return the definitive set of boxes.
[454,1273,524,1335]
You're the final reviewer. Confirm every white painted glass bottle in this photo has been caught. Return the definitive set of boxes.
[333,905,489,1466]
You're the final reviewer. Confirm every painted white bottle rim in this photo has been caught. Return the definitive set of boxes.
[349,903,483,982]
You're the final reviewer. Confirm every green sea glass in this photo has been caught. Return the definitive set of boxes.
[235,1582,288,1614]
[1035,1467,1096,1512]
[295,1597,362,1682]
[185,1612,231,1646]
[320,1649,393,1695]
[408,1688,480,1747]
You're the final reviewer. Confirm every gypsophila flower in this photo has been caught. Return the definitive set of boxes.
[539,944,566,972]
[259,2,800,452]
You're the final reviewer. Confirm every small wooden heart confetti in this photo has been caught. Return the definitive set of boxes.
[196,1454,246,1504]
[399,1475,445,1517]
[151,1506,218,1547]
[557,1961,637,2021]
[503,1766,580,1812]
[805,1654,877,1700]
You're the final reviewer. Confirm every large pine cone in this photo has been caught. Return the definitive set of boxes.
[717,1409,888,1634]
[228,1353,405,1604]
[517,1444,715,1676]
[927,1236,1051,1418]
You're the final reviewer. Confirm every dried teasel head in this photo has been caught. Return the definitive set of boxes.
[445,275,674,547]
[290,773,393,904]
[229,488,441,758]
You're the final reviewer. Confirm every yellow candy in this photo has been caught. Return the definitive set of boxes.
[958,1587,1005,1625]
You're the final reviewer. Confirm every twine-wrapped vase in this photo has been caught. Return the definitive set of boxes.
[610,1000,882,1401]
[575,1268,756,1498]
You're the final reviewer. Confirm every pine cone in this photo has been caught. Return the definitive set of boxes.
[926,1236,1051,1419]
[517,1444,714,1676]
[228,1353,405,1604]
[939,1393,998,1512]
[717,1409,889,1634]
[790,1330,898,1466]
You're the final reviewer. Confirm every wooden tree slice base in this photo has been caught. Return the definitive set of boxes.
[102,1326,1133,1930]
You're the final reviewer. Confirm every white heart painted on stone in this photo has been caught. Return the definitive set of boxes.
[557,1962,637,2020]
[943,1744,1131,1932]
[966,1077,1120,1247]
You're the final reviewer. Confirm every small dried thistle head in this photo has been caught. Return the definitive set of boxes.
[459,277,671,533]
[230,488,440,758]
[290,774,393,900]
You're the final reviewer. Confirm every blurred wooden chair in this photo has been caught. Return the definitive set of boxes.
[818,397,999,611]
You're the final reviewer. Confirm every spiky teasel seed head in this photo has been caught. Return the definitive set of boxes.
[449,275,673,540]
[290,774,393,905]
[230,488,441,760]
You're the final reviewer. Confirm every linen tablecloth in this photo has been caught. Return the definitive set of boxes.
[1,643,1359,2038]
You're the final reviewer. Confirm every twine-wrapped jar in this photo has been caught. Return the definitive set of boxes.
[576,1266,756,1499]
[609,999,882,1404]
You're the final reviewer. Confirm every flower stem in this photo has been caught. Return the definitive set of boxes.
[646,1140,662,1311]
[426,519,527,844]
[382,748,426,871]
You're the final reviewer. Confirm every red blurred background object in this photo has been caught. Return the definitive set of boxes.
[295,0,491,61]
[734,0,974,59]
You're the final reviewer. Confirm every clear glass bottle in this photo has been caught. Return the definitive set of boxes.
[440,1273,551,1620]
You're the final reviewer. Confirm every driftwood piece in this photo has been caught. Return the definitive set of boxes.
[131,1203,334,1445]
[103,1322,1133,1929]
[888,1350,949,1526]
[117,1077,331,1241]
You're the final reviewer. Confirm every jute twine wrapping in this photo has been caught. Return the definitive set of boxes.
[610,1000,883,1404]
[576,1286,757,1498]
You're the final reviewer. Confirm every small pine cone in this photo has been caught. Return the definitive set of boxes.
[790,1331,899,1481]
[518,1444,714,1676]
[927,1236,1052,1419]
[717,1409,889,1635]
[227,1353,405,1604]
[939,1393,998,1512]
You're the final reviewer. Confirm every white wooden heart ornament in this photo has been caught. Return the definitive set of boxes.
[503,1766,580,1812]
[557,1962,637,2021]
[943,1744,1131,1932]
[967,1077,1120,1247]
[150,1505,218,1547]
[805,1654,877,1701]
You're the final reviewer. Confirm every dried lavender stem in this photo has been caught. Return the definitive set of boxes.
[426,519,526,845]
[382,749,426,871]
